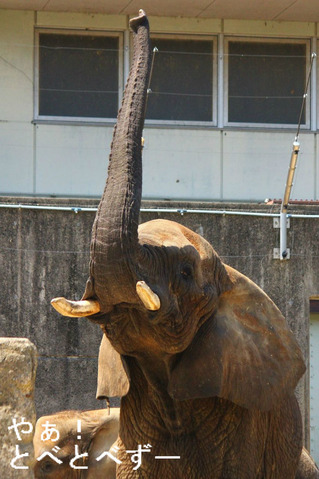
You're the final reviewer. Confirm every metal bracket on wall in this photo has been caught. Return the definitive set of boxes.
[273,217,290,229]
[273,247,291,259]
[273,217,291,260]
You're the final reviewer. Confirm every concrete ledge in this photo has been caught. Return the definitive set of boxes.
[0,338,37,478]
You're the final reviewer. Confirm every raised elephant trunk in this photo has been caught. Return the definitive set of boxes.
[52,11,160,317]
[82,10,152,311]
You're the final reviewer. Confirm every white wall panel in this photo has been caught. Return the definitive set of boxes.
[0,123,34,194]
[222,131,315,201]
[142,128,221,200]
[35,124,113,196]
[292,134,316,200]
[149,15,222,34]
[36,11,126,30]
[0,10,34,122]
[224,19,315,36]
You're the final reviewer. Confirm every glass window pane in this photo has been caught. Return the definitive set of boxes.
[146,38,214,122]
[39,33,119,118]
[228,41,307,124]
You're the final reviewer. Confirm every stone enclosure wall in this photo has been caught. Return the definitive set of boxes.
[0,196,318,448]
[0,338,37,478]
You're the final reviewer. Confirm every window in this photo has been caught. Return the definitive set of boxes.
[36,31,122,121]
[226,39,309,127]
[146,36,217,124]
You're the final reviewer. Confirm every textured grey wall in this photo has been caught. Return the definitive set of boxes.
[0,338,37,478]
[1,197,318,447]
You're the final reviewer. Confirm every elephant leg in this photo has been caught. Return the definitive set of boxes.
[261,396,303,478]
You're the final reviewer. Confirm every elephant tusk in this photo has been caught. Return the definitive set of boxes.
[136,281,161,311]
[51,297,101,317]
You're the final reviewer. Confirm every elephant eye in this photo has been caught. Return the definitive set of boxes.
[42,460,54,472]
[180,264,193,279]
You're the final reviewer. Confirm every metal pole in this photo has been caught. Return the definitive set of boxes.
[145,47,158,113]
[280,140,300,259]
[280,211,288,259]
[278,52,316,260]
[281,141,301,215]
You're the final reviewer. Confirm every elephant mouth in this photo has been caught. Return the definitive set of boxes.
[94,297,190,352]
[51,279,161,319]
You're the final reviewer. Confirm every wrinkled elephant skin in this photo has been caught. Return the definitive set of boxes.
[50,10,317,479]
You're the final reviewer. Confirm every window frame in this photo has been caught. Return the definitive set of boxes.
[144,33,218,127]
[34,28,124,124]
[224,36,311,129]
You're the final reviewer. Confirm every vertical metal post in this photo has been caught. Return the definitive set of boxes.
[275,52,316,260]
[279,140,300,260]
[279,211,288,260]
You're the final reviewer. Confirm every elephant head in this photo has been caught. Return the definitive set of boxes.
[52,10,305,414]
[33,408,119,479]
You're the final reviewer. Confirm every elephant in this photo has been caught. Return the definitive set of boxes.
[51,9,315,478]
[33,408,119,479]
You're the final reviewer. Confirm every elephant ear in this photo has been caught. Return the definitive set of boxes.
[96,334,130,400]
[168,267,305,411]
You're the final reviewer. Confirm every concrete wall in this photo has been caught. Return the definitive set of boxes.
[0,196,318,449]
[0,8,318,201]
[0,338,37,478]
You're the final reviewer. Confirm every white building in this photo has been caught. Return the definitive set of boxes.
[1,0,318,201]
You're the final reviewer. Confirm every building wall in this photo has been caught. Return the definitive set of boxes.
[0,197,318,450]
[1,5,319,449]
[0,9,318,200]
